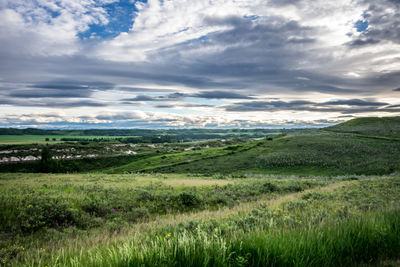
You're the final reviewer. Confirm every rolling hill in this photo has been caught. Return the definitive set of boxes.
[105,117,400,176]
[325,116,400,138]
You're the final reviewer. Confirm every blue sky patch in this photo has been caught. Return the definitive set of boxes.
[79,0,146,39]
[42,6,61,20]
[355,20,368,32]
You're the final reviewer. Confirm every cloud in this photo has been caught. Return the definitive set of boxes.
[122,91,252,102]
[224,100,313,112]
[224,99,397,113]
[154,103,214,109]
[0,80,116,105]
[117,87,174,92]
[0,97,108,108]
[0,1,112,56]
[8,89,91,98]
[347,38,380,47]
[323,99,388,106]
[122,92,186,102]
[352,0,400,45]
[192,91,253,99]
[0,0,400,128]
[95,111,147,121]
[29,80,114,91]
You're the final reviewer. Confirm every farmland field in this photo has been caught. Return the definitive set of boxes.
[0,129,284,145]
[0,135,134,145]
[0,117,400,266]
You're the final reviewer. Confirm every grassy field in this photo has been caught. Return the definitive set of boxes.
[0,138,250,173]
[107,130,400,176]
[0,174,399,266]
[0,173,328,236]
[3,129,400,176]
[105,139,264,174]
[326,116,400,138]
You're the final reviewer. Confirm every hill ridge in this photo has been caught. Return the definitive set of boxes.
[325,116,400,137]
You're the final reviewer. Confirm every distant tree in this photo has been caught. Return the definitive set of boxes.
[45,138,50,142]
[52,138,56,141]
[39,146,53,172]
[40,146,50,161]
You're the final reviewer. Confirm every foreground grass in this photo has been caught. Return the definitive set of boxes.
[2,176,399,266]
[0,174,325,235]
[0,173,331,263]
[62,208,398,267]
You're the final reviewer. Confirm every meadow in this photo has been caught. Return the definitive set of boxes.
[111,130,400,176]
[0,174,399,266]
[4,129,399,176]
[0,117,400,266]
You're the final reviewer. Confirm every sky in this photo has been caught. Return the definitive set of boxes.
[0,0,399,129]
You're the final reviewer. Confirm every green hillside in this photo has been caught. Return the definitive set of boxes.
[325,116,400,138]
[105,139,263,174]
[105,130,400,176]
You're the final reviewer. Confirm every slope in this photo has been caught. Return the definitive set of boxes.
[325,116,400,138]
[104,139,264,174]
[105,129,400,176]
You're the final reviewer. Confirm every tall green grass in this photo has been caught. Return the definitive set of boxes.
[39,208,400,267]
[9,177,399,267]
[0,174,328,243]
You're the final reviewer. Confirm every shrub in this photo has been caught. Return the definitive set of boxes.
[179,192,200,208]
[260,182,279,193]
[17,197,84,233]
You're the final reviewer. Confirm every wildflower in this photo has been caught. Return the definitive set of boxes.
[165,233,172,241]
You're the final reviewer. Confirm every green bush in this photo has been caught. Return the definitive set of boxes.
[17,196,85,233]
[179,192,200,208]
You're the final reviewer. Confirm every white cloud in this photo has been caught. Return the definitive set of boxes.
[94,0,366,62]
[0,0,112,56]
